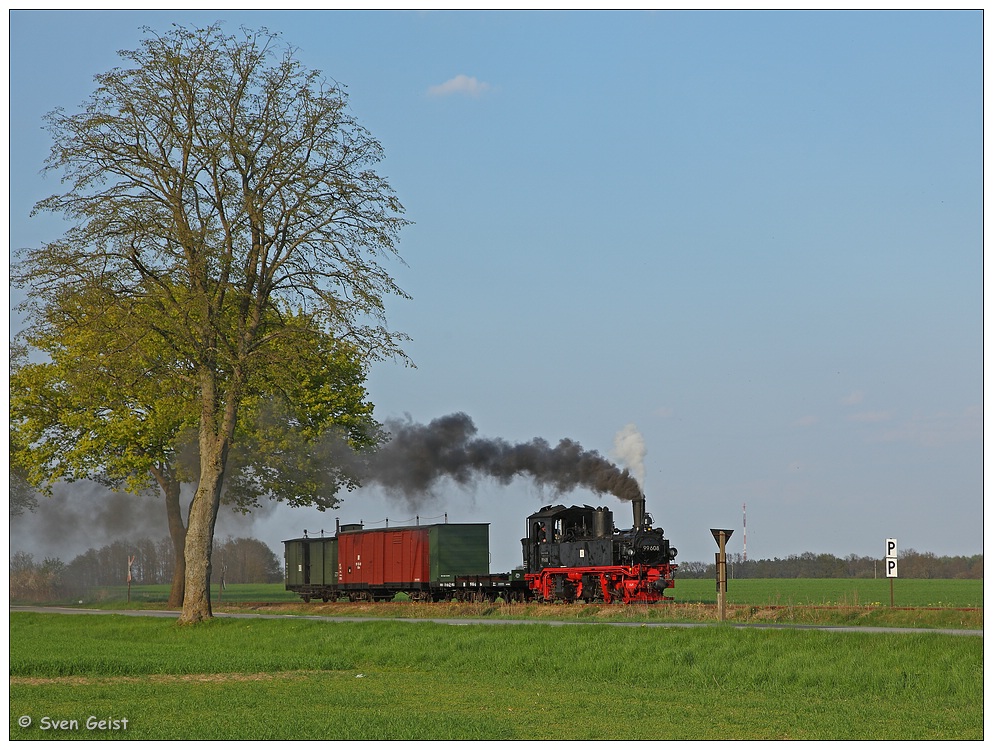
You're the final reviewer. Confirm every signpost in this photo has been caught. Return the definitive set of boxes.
[126,555,135,604]
[711,528,734,622]
[885,538,898,606]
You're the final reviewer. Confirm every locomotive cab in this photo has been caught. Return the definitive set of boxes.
[522,504,616,572]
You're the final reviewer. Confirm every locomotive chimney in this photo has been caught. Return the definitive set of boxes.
[593,507,613,538]
[632,496,645,531]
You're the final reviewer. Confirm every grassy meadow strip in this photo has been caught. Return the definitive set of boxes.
[70,582,301,606]
[9,612,983,740]
[66,577,983,609]
[671,577,983,608]
[56,578,984,630]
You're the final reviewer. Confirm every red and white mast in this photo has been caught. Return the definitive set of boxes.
[742,503,747,562]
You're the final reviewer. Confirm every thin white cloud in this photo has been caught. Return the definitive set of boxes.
[840,390,865,406]
[871,405,982,447]
[846,411,892,424]
[427,74,491,98]
[792,415,819,428]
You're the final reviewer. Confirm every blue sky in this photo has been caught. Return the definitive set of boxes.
[8,10,984,571]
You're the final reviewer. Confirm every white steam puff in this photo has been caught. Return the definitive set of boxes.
[611,423,646,490]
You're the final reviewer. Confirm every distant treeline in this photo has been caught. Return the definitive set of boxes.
[677,550,983,580]
[10,536,282,602]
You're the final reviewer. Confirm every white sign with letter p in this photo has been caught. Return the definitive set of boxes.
[885,538,898,578]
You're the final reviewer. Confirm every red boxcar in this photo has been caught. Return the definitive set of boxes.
[337,527,430,587]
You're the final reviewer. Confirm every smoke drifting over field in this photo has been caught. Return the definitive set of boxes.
[8,480,262,563]
[359,413,643,508]
[9,413,646,560]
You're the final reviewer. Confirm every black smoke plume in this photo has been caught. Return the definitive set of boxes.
[360,413,643,505]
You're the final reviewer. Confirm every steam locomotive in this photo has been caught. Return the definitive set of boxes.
[283,496,678,604]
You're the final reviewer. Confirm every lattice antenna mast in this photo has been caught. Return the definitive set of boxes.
[743,503,747,562]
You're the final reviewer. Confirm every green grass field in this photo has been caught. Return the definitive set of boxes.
[71,582,300,605]
[8,609,983,740]
[75,576,983,609]
[69,578,983,632]
[671,577,983,608]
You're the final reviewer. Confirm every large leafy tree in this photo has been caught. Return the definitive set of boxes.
[13,24,410,623]
[10,286,197,606]
[10,289,381,607]
[225,329,386,513]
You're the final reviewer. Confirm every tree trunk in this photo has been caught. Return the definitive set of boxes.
[177,307,247,624]
[151,465,188,608]
[178,399,233,624]
[178,460,224,624]
[164,481,187,608]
